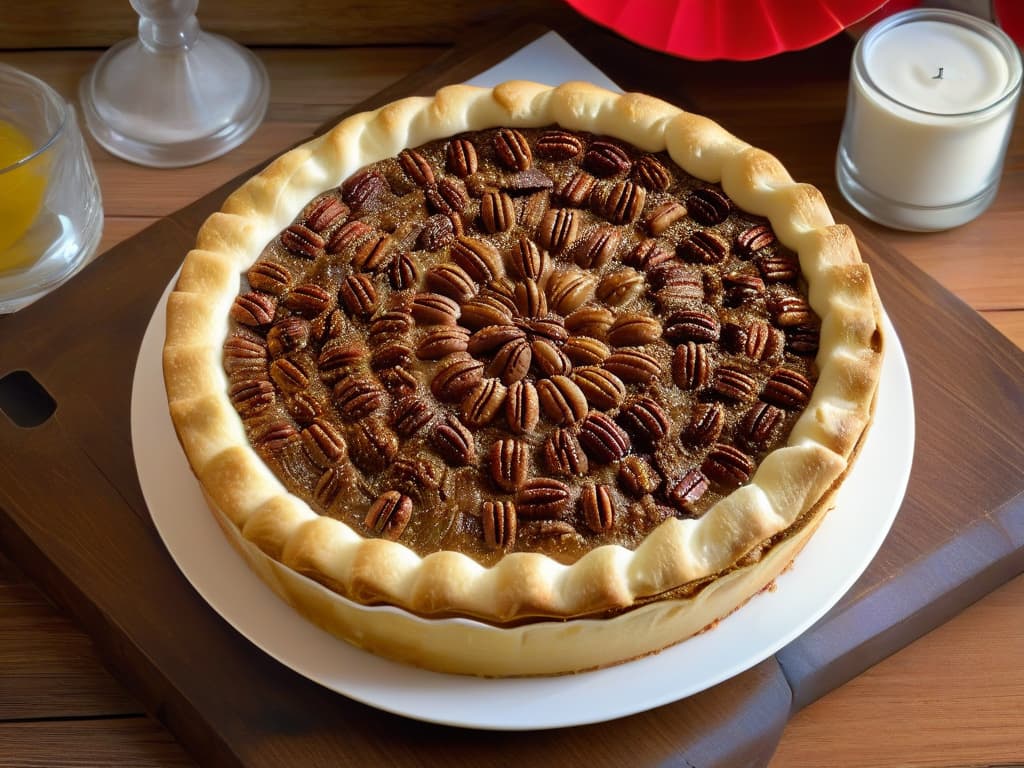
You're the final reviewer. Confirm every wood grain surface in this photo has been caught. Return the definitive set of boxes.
[0,15,1022,768]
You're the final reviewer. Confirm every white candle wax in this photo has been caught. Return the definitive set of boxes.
[838,9,1022,230]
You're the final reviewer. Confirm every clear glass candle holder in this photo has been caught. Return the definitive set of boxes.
[836,9,1023,232]
[0,64,103,313]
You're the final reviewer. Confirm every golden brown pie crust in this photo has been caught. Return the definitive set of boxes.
[163,81,883,675]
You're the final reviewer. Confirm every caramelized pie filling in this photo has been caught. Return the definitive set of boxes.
[222,127,820,566]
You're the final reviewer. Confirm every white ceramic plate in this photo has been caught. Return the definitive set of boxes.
[132,274,913,731]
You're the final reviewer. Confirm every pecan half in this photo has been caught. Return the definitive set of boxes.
[581,484,616,533]
[494,128,532,171]
[591,179,646,225]
[487,337,532,384]
[712,365,758,401]
[573,225,620,270]
[740,402,785,449]
[762,368,814,409]
[632,155,671,191]
[332,376,384,419]
[664,308,720,344]
[341,169,388,209]
[578,411,632,464]
[432,415,476,466]
[543,428,589,477]
[480,189,515,233]
[388,251,420,290]
[686,187,732,225]
[507,235,548,280]
[267,317,310,357]
[446,138,478,177]
[269,358,309,393]
[369,309,413,341]
[616,397,669,448]
[482,500,517,549]
[460,378,507,427]
[736,224,776,258]
[546,268,596,314]
[563,336,611,366]
[326,220,374,256]
[347,419,398,473]
[536,375,588,425]
[565,306,614,340]
[390,394,433,437]
[522,316,568,345]
[607,313,662,347]
[618,456,662,497]
[410,292,460,326]
[625,238,674,270]
[678,229,729,264]
[505,380,539,435]
[645,201,688,236]
[702,444,754,488]
[305,196,349,232]
[317,340,364,382]
[572,366,625,410]
[683,402,725,447]
[300,419,347,467]
[536,130,584,160]
[283,284,332,317]
[419,216,456,253]
[770,295,815,327]
[230,291,276,326]
[431,353,484,402]
[536,208,578,253]
[513,279,548,318]
[672,341,711,390]
[280,224,325,259]
[224,335,268,376]
[490,438,528,492]
[583,140,631,177]
[666,469,709,512]
[516,477,571,518]
[723,271,766,306]
[426,264,477,303]
[531,338,572,378]
[602,348,661,384]
[467,324,524,356]
[339,273,378,318]
[451,236,504,283]
[364,491,412,541]
[247,262,292,295]
[228,378,274,416]
[758,252,800,283]
[398,148,435,187]
[557,170,598,208]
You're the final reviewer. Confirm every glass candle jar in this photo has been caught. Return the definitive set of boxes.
[0,63,103,313]
[836,9,1023,231]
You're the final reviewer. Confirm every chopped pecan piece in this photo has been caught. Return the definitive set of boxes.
[666,469,709,512]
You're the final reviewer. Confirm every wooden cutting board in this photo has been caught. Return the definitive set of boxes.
[0,15,1021,768]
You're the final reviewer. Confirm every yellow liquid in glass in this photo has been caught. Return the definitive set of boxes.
[0,120,47,270]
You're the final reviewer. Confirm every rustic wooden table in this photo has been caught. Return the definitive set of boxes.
[1,25,1022,768]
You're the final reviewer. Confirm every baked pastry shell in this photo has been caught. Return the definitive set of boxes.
[163,81,883,673]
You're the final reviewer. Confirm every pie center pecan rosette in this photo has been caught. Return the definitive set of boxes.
[163,81,884,677]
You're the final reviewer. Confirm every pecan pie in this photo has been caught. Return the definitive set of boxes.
[164,82,883,676]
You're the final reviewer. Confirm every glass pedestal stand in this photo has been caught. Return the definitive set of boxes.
[79,0,269,168]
